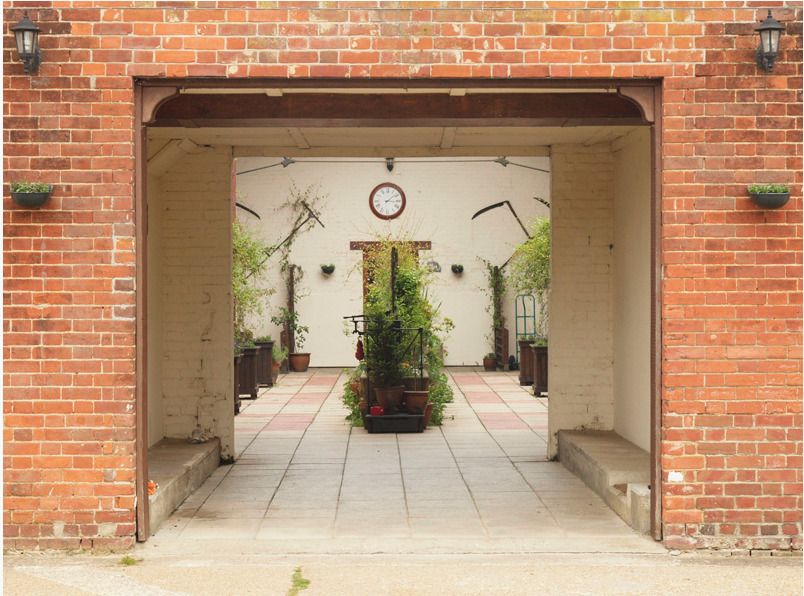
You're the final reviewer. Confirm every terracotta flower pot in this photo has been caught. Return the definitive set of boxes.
[424,402,435,426]
[289,352,310,372]
[404,390,429,414]
[374,386,404,415]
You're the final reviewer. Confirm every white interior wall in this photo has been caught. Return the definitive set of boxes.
[146,174,165,447]
[612,128,652,451]
[235,157,551,367]
[152,146,235,459]
[548,144,615,458]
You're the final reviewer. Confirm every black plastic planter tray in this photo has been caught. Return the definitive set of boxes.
[365,413,425,433]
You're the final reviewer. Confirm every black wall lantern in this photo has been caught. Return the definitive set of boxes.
[755,10,785,72]
[10,11,42,74]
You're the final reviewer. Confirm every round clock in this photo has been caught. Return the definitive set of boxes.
[369,183,406,220]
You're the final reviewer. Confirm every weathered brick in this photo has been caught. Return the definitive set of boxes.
[3,0,801,554]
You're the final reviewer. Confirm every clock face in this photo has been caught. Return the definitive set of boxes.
[369,183,406,220]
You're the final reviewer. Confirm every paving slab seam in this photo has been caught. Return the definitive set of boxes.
[260,375,346,519]
[446,369,564,535]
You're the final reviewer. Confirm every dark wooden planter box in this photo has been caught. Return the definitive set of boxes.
[494,327,510,371]
[365,413,425,433]
[534,345,548,396]
[254,340,275,386]
[238,346,259,399]
[233,355,242,414]
[518,340,535,385]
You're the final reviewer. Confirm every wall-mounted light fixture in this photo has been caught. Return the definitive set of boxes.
[755,10,785,72]
[10,11,42,74]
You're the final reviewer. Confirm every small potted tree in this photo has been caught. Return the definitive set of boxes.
[509,217,551,394]
[272,306,310,372]
[366,310,406,414]
[232,219,274,401]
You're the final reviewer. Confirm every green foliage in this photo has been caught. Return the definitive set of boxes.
[748,183,790,194]
[341,365,365,427]
[232,219,274,342]
[119,555,140,566]
[359,238,454,425]
[482,260,507,350]
[10,180,51,193]
[320,264,335,274]
[508,217,551,339]
[271,183,326,353]
[365,310,406,388]
[287,567,310,596]
[273,342,289,362]
[271,306,309,351]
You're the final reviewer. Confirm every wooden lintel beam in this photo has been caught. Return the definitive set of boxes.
[153,92,644,127]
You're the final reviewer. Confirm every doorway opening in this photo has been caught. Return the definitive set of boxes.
[136,80,661,544]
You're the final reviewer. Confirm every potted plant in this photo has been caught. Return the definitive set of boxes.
[232,218,275,388]
[9,180,53,207]
[366,310,406,414]
[272,342,288,382]
[320,263,335,276]
[352,238,454,429]
[517,334,536,386]
[451,264,464,275]
[482,260,509,370]
[271,306,310,372]
[482,352,498,372]
[509,216,551,388]
[748,183,791,209]
[233,342,242,414]
[253,335,275,387]
[533,335,548,396]
[237,337,260,399]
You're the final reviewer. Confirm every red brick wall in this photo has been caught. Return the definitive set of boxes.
[3,2,801,551]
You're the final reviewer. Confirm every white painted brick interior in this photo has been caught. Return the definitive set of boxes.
[613,128,652,452]
[235,156,551,366]
[548,144,615,457]
[151,147,234,458]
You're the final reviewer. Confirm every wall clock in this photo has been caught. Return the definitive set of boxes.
[369,182,406,220]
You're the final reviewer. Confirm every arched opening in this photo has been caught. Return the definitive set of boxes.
[135,80,660,546]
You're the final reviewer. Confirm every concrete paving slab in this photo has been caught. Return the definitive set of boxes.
[144,368,674,558]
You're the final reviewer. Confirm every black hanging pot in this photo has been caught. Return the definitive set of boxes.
[11,185,53,208]
[750,191,790,209]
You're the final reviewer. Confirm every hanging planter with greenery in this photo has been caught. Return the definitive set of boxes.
[747,183,790,209]
[9,180,53,207]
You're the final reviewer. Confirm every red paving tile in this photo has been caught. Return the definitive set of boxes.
[452,375,482,384]
[477,413,530,430]
[305,377,339,386]
[464,392,503,403]
[265,414,315,431]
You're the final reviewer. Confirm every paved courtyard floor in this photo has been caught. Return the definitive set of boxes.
[145,367,661,555]
[7,369,801,595]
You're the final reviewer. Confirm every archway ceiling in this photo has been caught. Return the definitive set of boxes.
[147,88,646,156]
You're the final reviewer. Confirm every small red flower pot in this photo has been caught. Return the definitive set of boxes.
[370,406,385,416]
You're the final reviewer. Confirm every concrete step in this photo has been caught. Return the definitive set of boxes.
[557,430,651,535]
[148,437,221,534]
